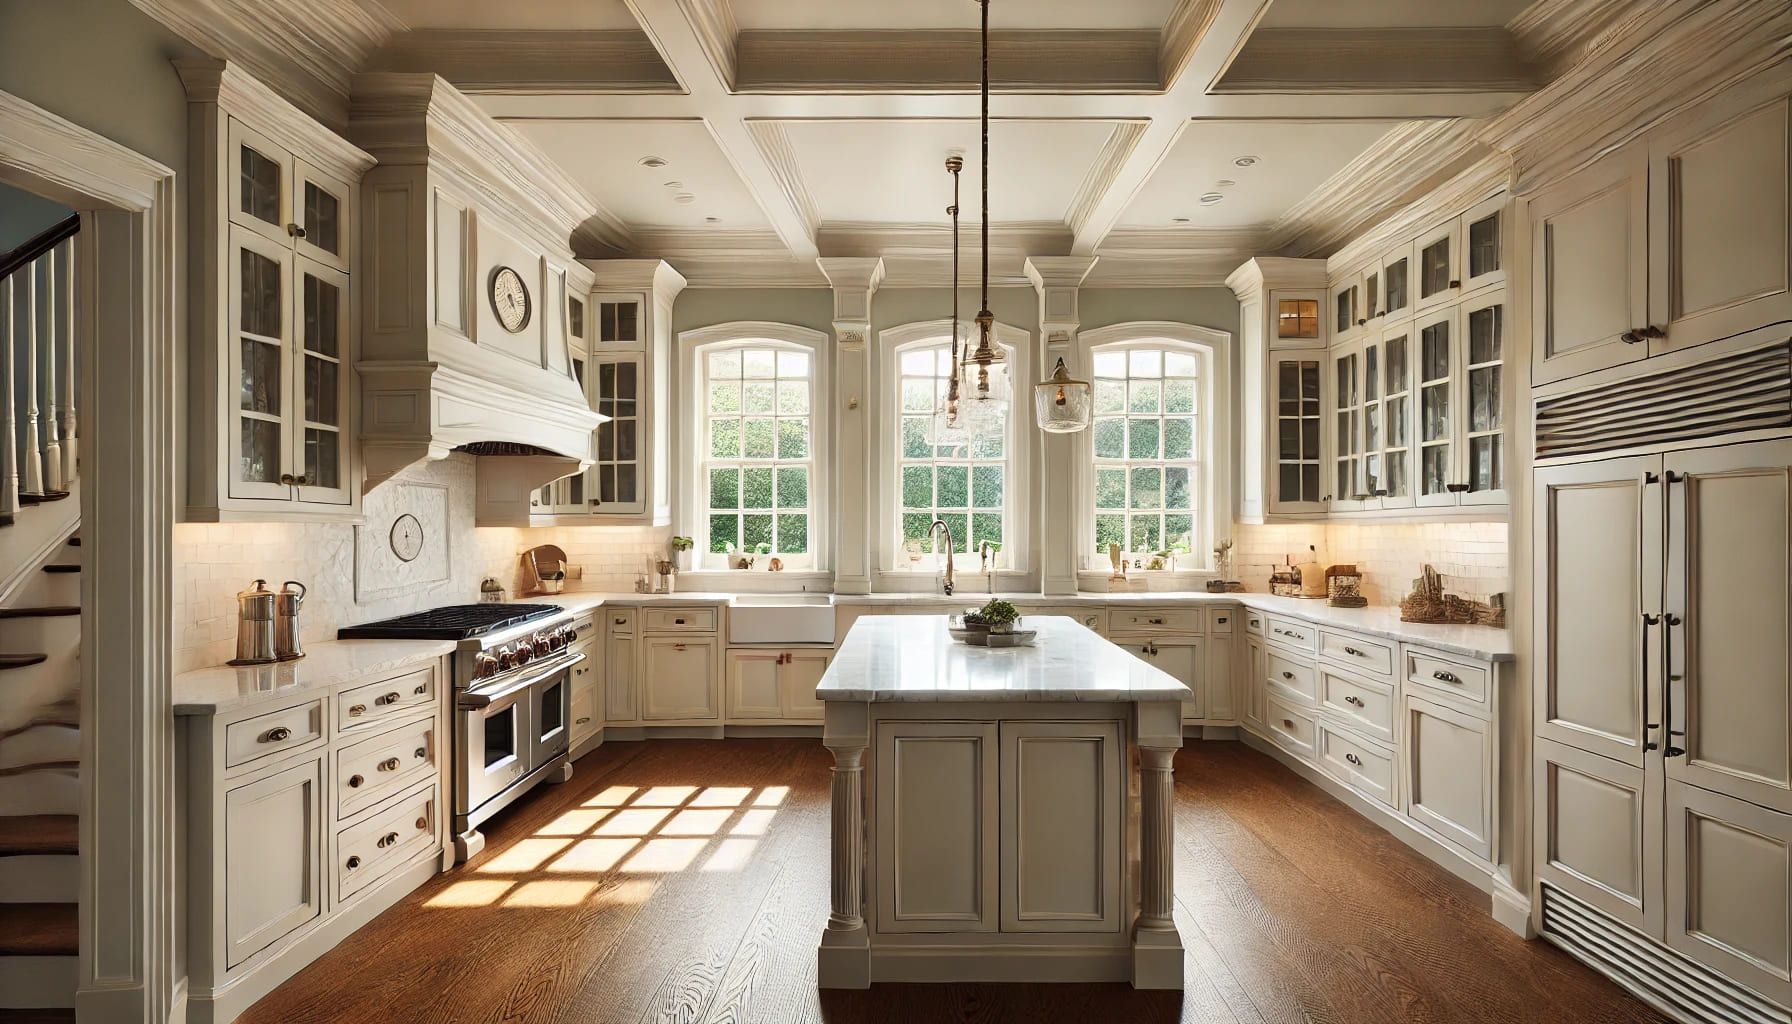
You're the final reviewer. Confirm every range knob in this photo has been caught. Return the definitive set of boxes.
[472,652,499,679]
[496,645,518,670]
[560,625,577,647]
[514,640,534,665]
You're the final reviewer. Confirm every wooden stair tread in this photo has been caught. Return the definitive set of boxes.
[17,491,69,507]
[0,654,48,670]
[0,815,76,856]
[40,565,79,574]
[0,903,77,956]
[0,606,79,619]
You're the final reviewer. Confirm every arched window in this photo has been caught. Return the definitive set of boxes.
[1077,323,1230,573]
[678,322,830,571]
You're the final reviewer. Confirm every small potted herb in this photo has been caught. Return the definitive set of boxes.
[977,598,1021,634]
[671,535,695,572]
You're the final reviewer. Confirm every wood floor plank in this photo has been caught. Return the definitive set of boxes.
[237,737,1667,1024]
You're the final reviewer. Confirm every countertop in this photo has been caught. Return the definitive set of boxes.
[173,638,458,716]
[817,615,1192,703]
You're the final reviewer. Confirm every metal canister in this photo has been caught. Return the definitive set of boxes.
[274,580,307,661]
[230,579,278,666]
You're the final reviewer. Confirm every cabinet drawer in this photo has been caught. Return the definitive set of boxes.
[337,784,437,902]
[607,608,637,635]
[1265,696,1318,761]
[335,716,436,819]
[1109,607,1202,634]
[643,607,717,632]
[570,615,599,645]
[1319,629,1394,679]
[338,665,436,732]
[1318,669,1394,744]
[570,685,598,737]
[1405,649,1489,709]
[1243,610,1264,635]
[1265,650,1318,706]
[1317,724,1396,810]
[1207,609,1235,634]
[225,699,324,770]
[1265,616,1317,653]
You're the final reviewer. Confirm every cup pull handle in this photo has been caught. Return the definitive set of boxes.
[349,704,367,716]
[346,855,361,870]
[1432,670,1459,684]
[263,727,292,743]
[1345,753,1362,766]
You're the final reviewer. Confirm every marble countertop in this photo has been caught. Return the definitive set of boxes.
[173,638,458,716]
[817,615,1192,703]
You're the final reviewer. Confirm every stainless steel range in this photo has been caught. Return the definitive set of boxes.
[340,603,584,862]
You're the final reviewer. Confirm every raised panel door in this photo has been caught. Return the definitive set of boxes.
[1244,635,1267,730]
[1650,88,1792,356]
[1534,455,1663,766]
[1403,693,1493,862]
[1120,640,1202,721]
[1664,781,1792,1005]
[726,650,783,720]
[1535,736,1662,937]
[1666,440,1792,814]
[874,720,998,933]
[1205,634,1235,721]
[1529,146,1650,385]
[998,720,1122,933]
[223,757,322,968]
[641,636,717,721]
[604,634,638,724]
[780,651,829,721]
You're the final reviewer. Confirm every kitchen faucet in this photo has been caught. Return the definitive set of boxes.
[927,518,956,596]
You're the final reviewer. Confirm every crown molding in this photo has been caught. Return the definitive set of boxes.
[1506,0,1639,80]
[743,121,819,237]
[1213,28,1540,95]
[1066,123,1149,238]
[1481,0,1792,194]
[350,73,633,256]
[1323,155,1511,275]
[129,0,400,128]
[1224,256,1329,298]
[1080,250,1243,288]
[734,30,1160,93]
[630,226,789,257]
[366,30,678,93]
[1264,119,1486,258]
[678,0,741,92]
[1159,0,1230,89]
[175,59,375,183]
[1100,225,1269,255]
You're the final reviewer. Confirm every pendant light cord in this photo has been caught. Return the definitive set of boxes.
[947,156,962,409]
[978,0,991,324]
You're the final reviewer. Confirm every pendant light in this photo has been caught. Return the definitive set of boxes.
[960,0,1008,427]
[927,155,972,447]
[1035,356,1092,432]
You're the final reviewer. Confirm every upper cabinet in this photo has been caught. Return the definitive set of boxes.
[178,60,375,522]
[1229,258,1331,522]
[1531,66,1792,387]
[530,261,686,526]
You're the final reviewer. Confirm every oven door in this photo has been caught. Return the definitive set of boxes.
[529,656,577,768]
[458,673,535,819]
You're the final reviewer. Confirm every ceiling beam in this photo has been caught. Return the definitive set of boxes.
[366,30,679,93]
[1212,28,1541,95]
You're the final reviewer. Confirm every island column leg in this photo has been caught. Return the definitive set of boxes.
[1133,700,1184,989]
[819,701,871,988]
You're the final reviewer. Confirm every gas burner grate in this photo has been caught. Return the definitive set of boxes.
[337,603,561,641]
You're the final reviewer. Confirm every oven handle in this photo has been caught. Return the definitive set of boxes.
[457,651,585,710]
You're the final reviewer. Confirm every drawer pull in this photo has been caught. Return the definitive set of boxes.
[414,747,427,759]
[576,716,592,725]
[1345,752,1363,767]
[414,683,428,695]
[1148,617,1165,625]
[675,643,686,652]
[376,691,402,706]
[1345,695,1364,707]
[377,831,400,849]
[675,618,686,625]
[416,816,429,830]
[1344,646,1363,657]
[1281,719,1294,730]
[378,757,401,772]
[1432,669,1460,684]
[1216,617,1227,624]
[349,774,365,788]
[262,726,292,743]
[1281,671,1294,680]
[346,855,361,870]
[615,618,627,625]
[349,703,367,717]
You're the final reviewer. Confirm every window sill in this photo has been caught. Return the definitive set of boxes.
[675,570,833,594]
[1075,569,1218,594]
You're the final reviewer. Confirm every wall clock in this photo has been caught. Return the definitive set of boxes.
[390,513,424,563]
[489,266,532,333]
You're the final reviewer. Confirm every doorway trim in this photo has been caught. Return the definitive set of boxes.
[0,89,178,1023]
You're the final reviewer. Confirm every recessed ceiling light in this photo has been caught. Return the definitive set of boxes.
[1171,217,1191,224]
[673,193,697,205]
[639,156,668,168]
[1199,192,1225,205]
[1233,155,1259,168]
[1216,179,1237,188]
[662,180,684,189]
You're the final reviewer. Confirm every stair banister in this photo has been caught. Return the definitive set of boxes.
[0,275,14,522]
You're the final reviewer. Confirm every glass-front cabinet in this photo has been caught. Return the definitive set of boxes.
[1269,351,1326,514]
[587,292,646,516]
[1411,292,1508,509]
[182,59,373,521]
[1330,344,1365,511]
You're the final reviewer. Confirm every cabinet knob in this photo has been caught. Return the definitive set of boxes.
[286,222,307,239]
[1281,671,1294,680]
[1345,752,1363,766]
[1446,483,1470,493]
[1148,617,1165,625]
[1432,669,1460,684]
[1356,318,1366,326]
[674,643,686,652]
[279,473,296,485]
[295,475,309,486]
[576,716,592,725]
[416,816,429,830]
[349,774,365,788]
[1282,719,1294,729]
[1448,279,1461,289]
[1345,695,1363,707]
[1344,646,1362,656]
[262,726,292,743]
[378,831,399,849]
[1620,329,1644,345]
[379,757,401,772]
[377,691,402,706]
[346,855,361,870]
[414,747,427,759]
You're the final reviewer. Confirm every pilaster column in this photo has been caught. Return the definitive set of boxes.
[1138,745,1178,931]
[818,700,871,988]
[1025,256,1097,595]
[817,257,883,595]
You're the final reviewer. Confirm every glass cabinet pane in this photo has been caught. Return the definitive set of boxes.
[1420,238,1451,298]
[569,297,586,343]
[241,419,281,483]
[1465,302,1504,495]
[1383,333,1411,501]
[241,248,282,340]
[1335,287,1355,333]
[1419,319,1452,497]
[591,357,643,509]
[1273,358,1323,505]
[304,428,339,489]
[302,181,340,257]
[1468,212,1499,279]
[1385,257,1409,315]
[599,301,639,344]
[239,144,281,226]
[1365,271,1380,318]
[1277,299,1318,340]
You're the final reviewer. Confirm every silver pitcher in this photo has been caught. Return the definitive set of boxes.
[230,579,278,666]
[274,580,307,662]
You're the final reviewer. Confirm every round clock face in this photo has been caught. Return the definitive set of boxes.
[489,267,532,334]
[389,513,424,563]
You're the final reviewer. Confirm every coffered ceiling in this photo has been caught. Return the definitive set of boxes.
[347,0,1575,285]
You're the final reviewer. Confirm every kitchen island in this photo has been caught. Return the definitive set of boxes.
[815,614,1191,989]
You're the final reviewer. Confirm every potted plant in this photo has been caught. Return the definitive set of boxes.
[977,598,1021,634]
[671,535,695,572]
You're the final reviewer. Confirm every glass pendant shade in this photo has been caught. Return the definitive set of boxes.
[1035,357,1091,433]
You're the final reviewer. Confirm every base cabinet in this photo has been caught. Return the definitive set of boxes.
[1403,693,1493,862]
[641,636,719,721]
[725,648,830,723]
[604,624,639,726]
[223,758,323,968]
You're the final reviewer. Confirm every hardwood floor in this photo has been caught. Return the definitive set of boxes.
[234,738,1667,1024]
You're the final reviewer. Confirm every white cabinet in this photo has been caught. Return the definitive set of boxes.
[222,757,323,968]
[1329,341,1366,511]
[1229,259,1332,521]
[875,720,999,933]
[1242,634,1267,731]
[1118,639,1205,722]
[604,611,639,725]
[1528,146,1650,385]
[1411,290,1508,508]
[1365,323,1415,509]
[1664,783,1792,1006]
[179,60,373,522]
[641,635,719,721]
[1269,350,1327,514]
[725,648,830,722]
[1403,692,1493,861]
[568,636,601,748]
[998,720,1123,933]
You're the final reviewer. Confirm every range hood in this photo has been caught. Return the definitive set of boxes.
[349,73,616,522]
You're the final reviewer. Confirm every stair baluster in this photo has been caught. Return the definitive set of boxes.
[15,259,41,499]
[38,251,62,494]
[56,237,75,489]
[0,276,15,523]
